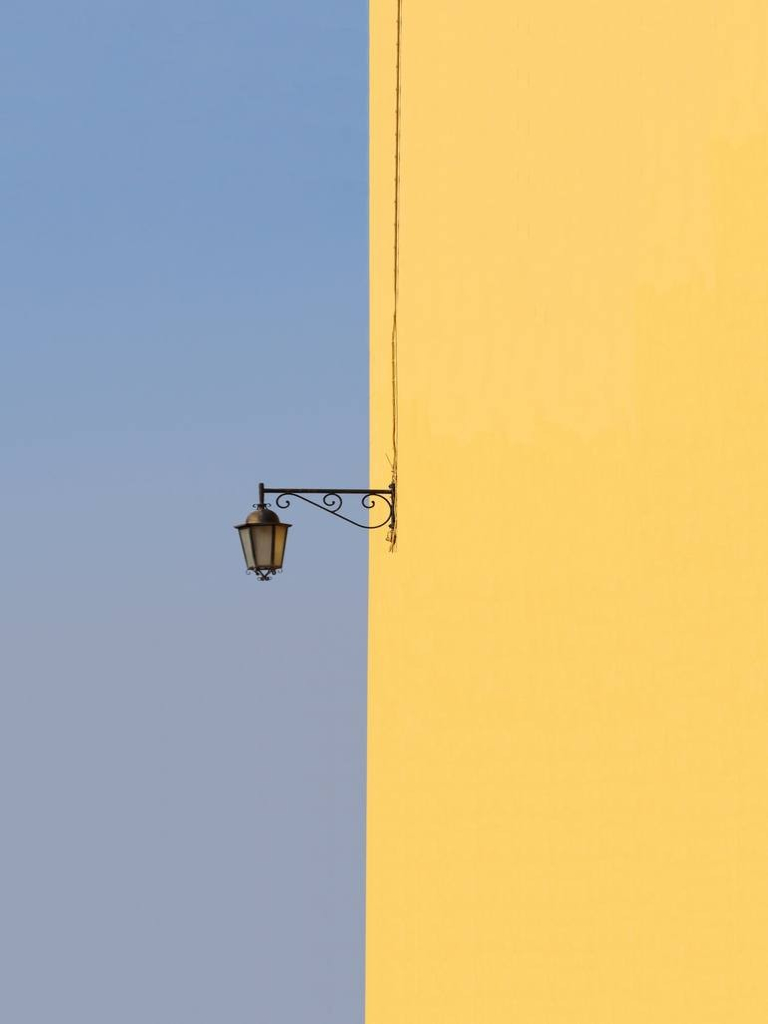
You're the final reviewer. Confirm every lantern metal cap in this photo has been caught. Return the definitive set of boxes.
[242,505,283,526]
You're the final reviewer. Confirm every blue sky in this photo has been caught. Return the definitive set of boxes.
[0,3,368,1021]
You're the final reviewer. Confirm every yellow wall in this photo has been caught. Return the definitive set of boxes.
[368,3,768,1021]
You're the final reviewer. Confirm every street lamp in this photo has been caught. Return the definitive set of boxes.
[234,501,291,581]
[235,481,395,580]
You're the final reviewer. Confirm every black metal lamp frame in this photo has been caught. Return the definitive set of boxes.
[256,482,395,531]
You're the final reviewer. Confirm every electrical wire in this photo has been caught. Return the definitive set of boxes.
[387,0,403,551]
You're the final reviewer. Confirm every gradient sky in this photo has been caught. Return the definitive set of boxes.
[0,3,368,1021]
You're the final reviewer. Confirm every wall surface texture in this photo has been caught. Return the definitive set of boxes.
[368,3,768,1021]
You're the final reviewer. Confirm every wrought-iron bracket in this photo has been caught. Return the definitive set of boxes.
[256,482,396,531]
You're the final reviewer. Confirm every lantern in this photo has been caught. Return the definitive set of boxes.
[235,505,291,580]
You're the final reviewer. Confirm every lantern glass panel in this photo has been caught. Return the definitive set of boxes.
[238,525,256,570]
[253,523,276,567]
[272,523,289,569]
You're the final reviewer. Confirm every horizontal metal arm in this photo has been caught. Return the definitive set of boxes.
[257,483,396,530]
